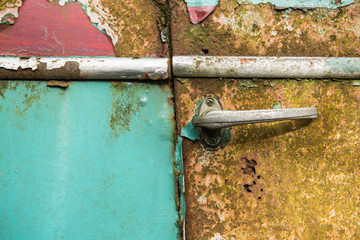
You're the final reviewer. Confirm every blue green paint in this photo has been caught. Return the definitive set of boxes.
[352,80,360,86]
[92,23,106,33]
[185,0,218,7]
[78,4,106,34]
[273,102,282,109]
[0,81,178,240]
[237,0,354,8]
[326,58,360,73]
[175,137,185,227]
[239,80,258,88]
[181,121,200,140]
[0,13,15,24]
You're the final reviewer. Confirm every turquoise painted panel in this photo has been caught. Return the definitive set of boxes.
[237,0,354,8]
[0,81,178,240]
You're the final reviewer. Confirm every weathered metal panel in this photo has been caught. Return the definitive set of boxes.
[174,78,360,239]
[171,0,360,57]
[182,0,355,24]
[0,0,115,57]
[0,81,179,239]
[0,0,168,58]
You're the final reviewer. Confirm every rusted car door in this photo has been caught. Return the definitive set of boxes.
[0,0,180,239]
[171,1,360,239]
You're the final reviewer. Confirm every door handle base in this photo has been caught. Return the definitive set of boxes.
[195,97,226,150]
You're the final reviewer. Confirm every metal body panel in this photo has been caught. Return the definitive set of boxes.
[0,81,178,239]
[171,1,360,238]
[174,79,360,239]
[171,1,360,57]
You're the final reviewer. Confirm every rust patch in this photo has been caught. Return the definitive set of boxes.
[0,61,82,80]
[46,80,71,88]
[171,1,360,57]
[0,80,9,99]
[240,58,257,64]
[109,82,148,138]
[175,78,360,239]
[101,0,165,57]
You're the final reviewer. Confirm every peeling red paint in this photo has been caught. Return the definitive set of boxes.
[187,5,216,24]
[0,0,115,57]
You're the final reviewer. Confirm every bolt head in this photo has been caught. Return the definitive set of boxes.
[206,98,215,107]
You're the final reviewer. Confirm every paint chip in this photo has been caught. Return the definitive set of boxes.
[47,80,71,88]
[211,233,223,240]
[0,57,38,70]
[185,0,219,24]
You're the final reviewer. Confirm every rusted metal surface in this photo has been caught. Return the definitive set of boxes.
[100,0,169,57]
[174,78,360,239]
[0,57,170,80]
[171,0,360,57]
[173,56,360,79]
[172,2,360,238]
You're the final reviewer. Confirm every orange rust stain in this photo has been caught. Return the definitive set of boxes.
[240,58,257,65]
[175,79,360,239]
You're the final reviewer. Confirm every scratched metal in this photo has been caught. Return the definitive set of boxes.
[0,81,179,239]
[174,78,360,239]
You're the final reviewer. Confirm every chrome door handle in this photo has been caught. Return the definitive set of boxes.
[192,97,318,150]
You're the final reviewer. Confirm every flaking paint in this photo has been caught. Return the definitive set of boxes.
[171,0,360,57]
[0,0,167,57]
[0,0,115,57]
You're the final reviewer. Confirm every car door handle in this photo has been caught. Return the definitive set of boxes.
[192,97,318,150]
